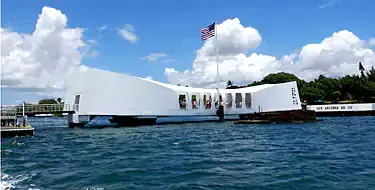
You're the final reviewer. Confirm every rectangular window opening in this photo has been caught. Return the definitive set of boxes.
[192,93,200,109]
[226,93,233,108]
[245,93,251,108]
[235,93,243,108]
[179,94,187,109]
[203,94,212,109]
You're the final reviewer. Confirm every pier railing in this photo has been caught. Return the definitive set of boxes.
[1,104,77,115]
[1,106,17,119]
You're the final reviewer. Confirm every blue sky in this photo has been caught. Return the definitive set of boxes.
[1,0,375,104]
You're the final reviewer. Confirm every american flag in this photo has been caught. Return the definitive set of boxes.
[200,22,215,41]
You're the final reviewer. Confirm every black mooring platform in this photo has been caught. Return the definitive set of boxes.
[1,127,34,138]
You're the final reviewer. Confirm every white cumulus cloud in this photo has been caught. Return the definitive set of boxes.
[163,58,176,63]
[1,6,90,93]
[164,18,375,88]
[87,39,99,45]
[141,53,176,63]
[118,24,138,43]
[198,18,261,57]
[141,53,168,61]
[319,0,340,9]
[369,38,375,47]
[144,76,153,80]
[97,25,107,32]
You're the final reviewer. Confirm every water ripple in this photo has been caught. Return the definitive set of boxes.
[1,116,375,189]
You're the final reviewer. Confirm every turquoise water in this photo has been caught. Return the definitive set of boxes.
[1,116,375,189]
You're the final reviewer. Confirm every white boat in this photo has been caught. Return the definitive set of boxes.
[64,68,302,127]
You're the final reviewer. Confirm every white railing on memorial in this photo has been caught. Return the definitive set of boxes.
[1,104,77,114]
[1,106,17,118]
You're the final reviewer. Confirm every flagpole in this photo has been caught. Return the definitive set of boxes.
[215,21,219,90]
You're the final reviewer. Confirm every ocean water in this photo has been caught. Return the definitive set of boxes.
[1,116,375,190]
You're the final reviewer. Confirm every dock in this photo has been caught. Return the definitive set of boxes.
[1,126,34,138]
[1,104,34,138]
[234,109,318,124]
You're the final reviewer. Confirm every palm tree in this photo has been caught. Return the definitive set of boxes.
[56,97,62,104]
[359,62,365,78]
[226,80,233,87]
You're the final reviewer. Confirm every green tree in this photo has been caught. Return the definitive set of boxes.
[332,91,342,101]
[300,87,325,104]
[359,62,365,78]
[247,81,263,87]
[311,75,341,100]
[226,80,233,87]
[248,72,307,90]
[261,72,301,84]
[246,69,375,104]
[366,66,375,82]
[56,97,62,104]
[38,99,58,104]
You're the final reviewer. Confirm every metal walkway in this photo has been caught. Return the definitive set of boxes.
[1,104,77,116]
